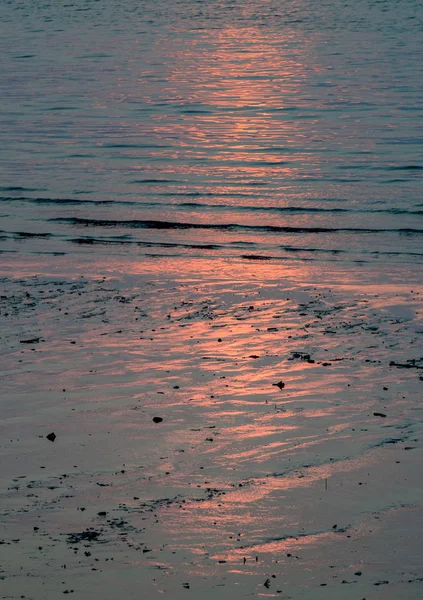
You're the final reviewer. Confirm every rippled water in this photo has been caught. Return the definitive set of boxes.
[1,3,423,598]
[1,0,422,265]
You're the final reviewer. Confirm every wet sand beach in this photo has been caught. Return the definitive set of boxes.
[1,256,423,598]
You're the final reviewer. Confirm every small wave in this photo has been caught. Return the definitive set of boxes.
[337,164,423,172]
[151,191,253,198]
[103,143,171,149]
[129,179,182,184]
[0,186,44,192]
[5,229,423,259]
[386,165,423,171]
[381,178,411,183]
[3,195,423,216]
[242,255,272,260]
[50,217,423,235]
[180,109,212,114]
[0,196,136,206]
[176,202,350,213]
[70,237,221,250]
[15,231,52,239]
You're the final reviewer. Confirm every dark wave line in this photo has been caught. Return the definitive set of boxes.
[11,231,52,239]
[176,203,423,215]
[387,165,423,171]
[70,237,221,250]
[5,230,423,258]
[2,196,423,215]
[49,217,423,235]
[0,186,44,192]
[149,191,254,198]
[128,179,182,184]
[337,164,423,172]
[103,143,172,149]
[0,196,135,206]
[242,255,272,260]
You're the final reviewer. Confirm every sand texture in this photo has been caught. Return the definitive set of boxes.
[1,261,423,599]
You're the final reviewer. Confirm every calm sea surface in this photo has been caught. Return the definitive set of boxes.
[1,0,422,267]
[2,4,423,596]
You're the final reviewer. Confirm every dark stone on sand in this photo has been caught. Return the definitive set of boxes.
[46,432,56,442]
[20,337,40,344]
[292,352,311,360]
[373,412,386,418]
[67,530,101,544]
[390,361,423,369]
[152,417,163,423]
[273,381,285,390]
[97,511,107,516]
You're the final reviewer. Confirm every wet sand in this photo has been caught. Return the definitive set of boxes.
[1,256,423,599]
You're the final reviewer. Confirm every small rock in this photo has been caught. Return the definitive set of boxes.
[273,381,285,390]
[20,338,40,344]
[152,417,163,424]
[373,412,386,418]
[46,432,56,442]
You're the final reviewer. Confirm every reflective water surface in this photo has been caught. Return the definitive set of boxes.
[1,0,422,264]
[1,1,423,598]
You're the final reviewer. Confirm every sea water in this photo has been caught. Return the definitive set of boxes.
[1,0,422,270]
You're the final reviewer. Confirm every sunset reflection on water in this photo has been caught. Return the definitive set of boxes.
[147,25,316,181]
[1,0,423,596]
